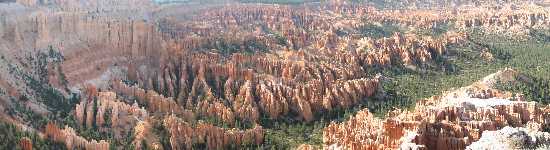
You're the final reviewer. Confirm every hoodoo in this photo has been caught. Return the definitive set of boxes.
[0,0,549,149]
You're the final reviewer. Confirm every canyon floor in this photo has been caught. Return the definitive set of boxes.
[0,0,549,150]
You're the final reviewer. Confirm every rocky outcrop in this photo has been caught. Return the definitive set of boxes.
[19,137,33,150]
[74,90,148,139]
[323,110,400,149]
[356,32,466,66]
[163,115,264,150]
[0,2,161,87]
[466,126,550,150]
[233,81,260,123]
[365,9,453,29]
[457,4,550,36]
[115,67,380,123]
[323,69,550,150]
[112,80,196,121]
[459,5,549,29]
[132,119,162,150]
[45,122,109,150]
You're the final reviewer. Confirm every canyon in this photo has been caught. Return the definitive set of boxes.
[0,0,548,149]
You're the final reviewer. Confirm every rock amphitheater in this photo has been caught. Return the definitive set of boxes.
[0,0,548,150]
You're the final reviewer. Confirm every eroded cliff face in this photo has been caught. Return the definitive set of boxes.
[63,83,261,149]
[323,69,550,150]
[0,0,515,149]
[456,3,550,36]
[0,0,162,93]
[1,0,467,99]
[16,0,153,11]
[110,3,471,126]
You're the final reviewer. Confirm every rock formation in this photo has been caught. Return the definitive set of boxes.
[45,122,109,150]
[1,1,528,149]
[457,3,550,36]
[356,32,466,66]
[323,69,550,150]
[112,80,196,121]
[466,126,550,150]
[132,119,162,150]
[163,115,264,150]
[74,90,149,139]
[19,137,33,150]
